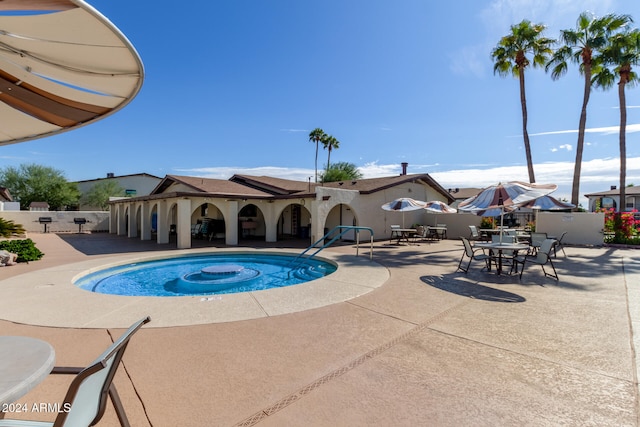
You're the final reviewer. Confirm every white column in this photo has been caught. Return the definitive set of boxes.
[117,203,127,236]
[225,200,238,246]
[140,202,151,241]
[157,200,169,244]
[128,202,138,238]
[177,198,191,249]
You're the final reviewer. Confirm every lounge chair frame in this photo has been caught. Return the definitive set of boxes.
[0,316,150,427]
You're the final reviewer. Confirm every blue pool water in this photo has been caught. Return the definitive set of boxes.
[74,253,337,297]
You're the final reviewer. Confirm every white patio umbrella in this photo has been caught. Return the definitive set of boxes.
[381,197,426,228]
[423,201,457,225]
[520,195,575,210]
[458,182,557,242]
[520,195,575,227]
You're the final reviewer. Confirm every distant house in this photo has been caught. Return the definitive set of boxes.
[108,167,455,249]
[29,201,50,211]
[75,173,162,210]
[447,187,483,209]
[584,185,640,212]
[0,187,19,211]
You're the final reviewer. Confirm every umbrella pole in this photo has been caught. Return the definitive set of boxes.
[500,208,505,243]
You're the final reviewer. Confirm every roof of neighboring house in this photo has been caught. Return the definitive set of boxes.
[74,173,162,184]
[0,187,12,202]
[446,187,484,201]
[584,186,640,197]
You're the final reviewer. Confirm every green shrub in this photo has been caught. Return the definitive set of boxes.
[0,239,44,262]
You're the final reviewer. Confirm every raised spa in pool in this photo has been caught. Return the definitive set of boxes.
[74,253,337,297]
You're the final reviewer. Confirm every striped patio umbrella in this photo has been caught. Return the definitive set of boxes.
[381,197,426,227]
[423,200,457,225]
[458,182,557,241]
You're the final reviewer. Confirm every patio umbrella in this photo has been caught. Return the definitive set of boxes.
[520,195,575,227]
[381,197,426,228]
[423,200,457,225]
[458,182,557,242]
[520,195,575,210]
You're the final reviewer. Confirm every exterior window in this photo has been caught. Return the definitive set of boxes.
[601,197,616,209]
[626,197,634,209]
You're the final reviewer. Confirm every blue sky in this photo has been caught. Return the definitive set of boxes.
[2,0,640,207]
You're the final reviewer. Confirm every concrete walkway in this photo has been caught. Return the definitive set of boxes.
[0,233,638,426]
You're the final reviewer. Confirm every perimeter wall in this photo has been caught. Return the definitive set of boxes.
[0,211,110,233]
[424,211,605,246]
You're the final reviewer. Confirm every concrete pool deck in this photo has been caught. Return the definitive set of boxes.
[0,233,638,426]
[0,245,387,328]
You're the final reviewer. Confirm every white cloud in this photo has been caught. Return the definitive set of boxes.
[173,156,640,208]
[530,123,640,137]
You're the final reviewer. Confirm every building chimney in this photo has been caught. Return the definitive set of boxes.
[401,162,408,175]
[611,185,617,190]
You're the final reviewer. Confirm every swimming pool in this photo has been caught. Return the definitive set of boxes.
[74,253,337,297]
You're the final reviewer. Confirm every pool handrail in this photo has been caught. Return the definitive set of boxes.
[288,225,374,269]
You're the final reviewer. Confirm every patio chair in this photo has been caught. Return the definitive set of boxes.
[468,225,481,241]
[529,232,547,255]
[457,237,493,274]
[389,225,401,241]
[553,231,568,258]
[512,239,558,280]
[0,316,151,427]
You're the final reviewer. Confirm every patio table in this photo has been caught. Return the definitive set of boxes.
[427,226,447,240]
[0,336,55,406]
[391,228,417,244]
[475,242,530,275]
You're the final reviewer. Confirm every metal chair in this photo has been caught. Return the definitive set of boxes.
[0,317,151,427]
[513,239,558,280]
[553,231,568,257]
[457,237,493,273]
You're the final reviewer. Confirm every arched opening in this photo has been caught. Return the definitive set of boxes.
[191,202,226,242]
[278,203,312,240]
[239,203,265,241]
[324,203,358,241]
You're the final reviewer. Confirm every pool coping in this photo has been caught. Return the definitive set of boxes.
[0,247,389,328]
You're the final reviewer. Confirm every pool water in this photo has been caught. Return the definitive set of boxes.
[74,253,337,297]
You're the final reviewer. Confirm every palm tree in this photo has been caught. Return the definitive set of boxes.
[308,128,326,183]
[595,28,640,211]
[322,135,340,172]
[491,20,554,183]
[546,12,632,207]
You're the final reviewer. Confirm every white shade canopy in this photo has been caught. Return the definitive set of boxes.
[0,0,144,145]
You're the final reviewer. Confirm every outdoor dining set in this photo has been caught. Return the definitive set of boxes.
[458,226,567,279]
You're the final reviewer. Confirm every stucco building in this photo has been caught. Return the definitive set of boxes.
[108,172,454,249]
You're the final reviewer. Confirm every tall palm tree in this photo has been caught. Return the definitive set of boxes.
[308,128,326,183]
[322,135,340,173]
[491,20,554,183]
[595,28,640,212]
[546,12,632,207]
